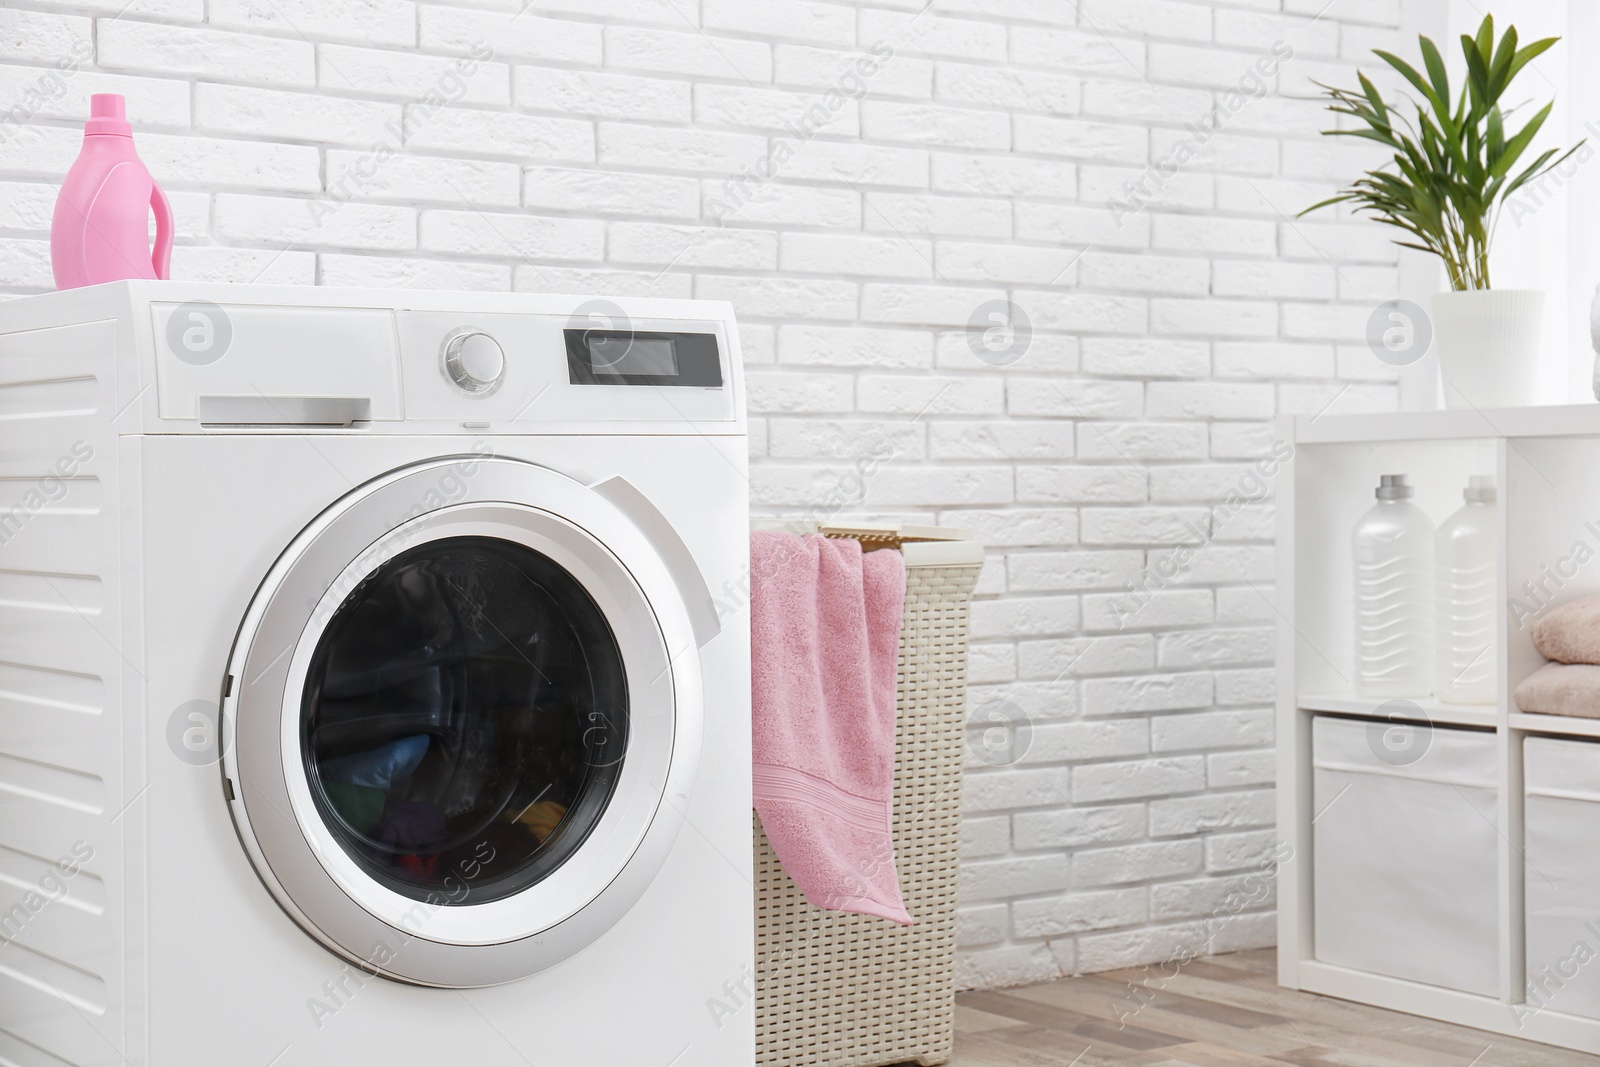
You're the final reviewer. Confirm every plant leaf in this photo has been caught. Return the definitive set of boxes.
[1491,100,1552,178]
[1476,14,1496,66]
[1462,36,1491,115]
[1501,145,1570,202]
[1375,49,1443,113]
[1297,194,1356,217]
[1420,35,1451,112]
[1489,23,1517,97]
[1504,38,1558,89]
[1358,72,1390,129]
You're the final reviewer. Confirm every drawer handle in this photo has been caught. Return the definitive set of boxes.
[197,395,372,427]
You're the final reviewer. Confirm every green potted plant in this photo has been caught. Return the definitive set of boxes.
[1303,15,1581,408]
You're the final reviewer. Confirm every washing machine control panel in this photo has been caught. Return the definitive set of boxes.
[146,299,739,428]
[396,310,736,426]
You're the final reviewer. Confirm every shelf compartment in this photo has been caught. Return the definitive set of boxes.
[1504,436,1600,714]
[1287,436,1498,700]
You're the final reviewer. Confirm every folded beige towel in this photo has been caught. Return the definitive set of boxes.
[1533,595,1600,664]
[1514,663,1600,718]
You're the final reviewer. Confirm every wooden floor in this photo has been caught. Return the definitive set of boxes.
[949,949,1600,1066]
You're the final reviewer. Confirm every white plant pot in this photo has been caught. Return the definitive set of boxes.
[1430,289,1544,410]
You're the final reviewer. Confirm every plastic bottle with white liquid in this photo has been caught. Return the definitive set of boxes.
[1435,475,1497,704]
[1352,474,1434,698]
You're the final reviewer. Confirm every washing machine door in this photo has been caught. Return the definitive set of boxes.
[221,457,708,987]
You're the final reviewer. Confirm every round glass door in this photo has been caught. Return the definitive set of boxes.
[222,458,705,988]
[301,536,627,907]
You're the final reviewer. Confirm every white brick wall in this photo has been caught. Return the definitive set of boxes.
[0,0,1411,987]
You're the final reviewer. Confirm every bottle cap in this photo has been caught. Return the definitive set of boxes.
[1375,474,1412,500]
[85,94,131,137]
[1465,474,1496,503]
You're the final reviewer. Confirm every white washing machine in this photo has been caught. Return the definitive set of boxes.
[0,282,752,1066]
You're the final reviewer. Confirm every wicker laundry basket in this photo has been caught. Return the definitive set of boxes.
[754,522,984,1067]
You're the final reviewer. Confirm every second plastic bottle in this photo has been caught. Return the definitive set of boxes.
[1353,474,1434,698]
[1435,475,1497,704]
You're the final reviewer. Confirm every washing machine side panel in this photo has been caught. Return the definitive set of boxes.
[0,312,133,1067]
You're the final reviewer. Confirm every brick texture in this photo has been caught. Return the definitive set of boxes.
[0,0,1407,988]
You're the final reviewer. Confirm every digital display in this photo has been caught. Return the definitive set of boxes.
[564,329,723,388]
[588,336,678,376]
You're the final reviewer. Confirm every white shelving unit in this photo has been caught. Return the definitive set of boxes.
[1277,403,1600,1053]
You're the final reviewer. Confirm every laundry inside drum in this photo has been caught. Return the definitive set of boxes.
[299,535,629,906]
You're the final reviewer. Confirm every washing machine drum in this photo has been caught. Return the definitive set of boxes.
[304,535,627,906]
[222,458,706,988]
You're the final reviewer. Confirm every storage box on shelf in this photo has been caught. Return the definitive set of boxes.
[1277,404,1600,1054]
[1312,716,1500,997]
[1525,736,1600,1021]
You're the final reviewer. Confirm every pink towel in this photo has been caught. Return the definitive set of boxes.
[750,531,911,925]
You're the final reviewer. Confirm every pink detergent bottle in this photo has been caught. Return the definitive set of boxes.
[51,94,173,290]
